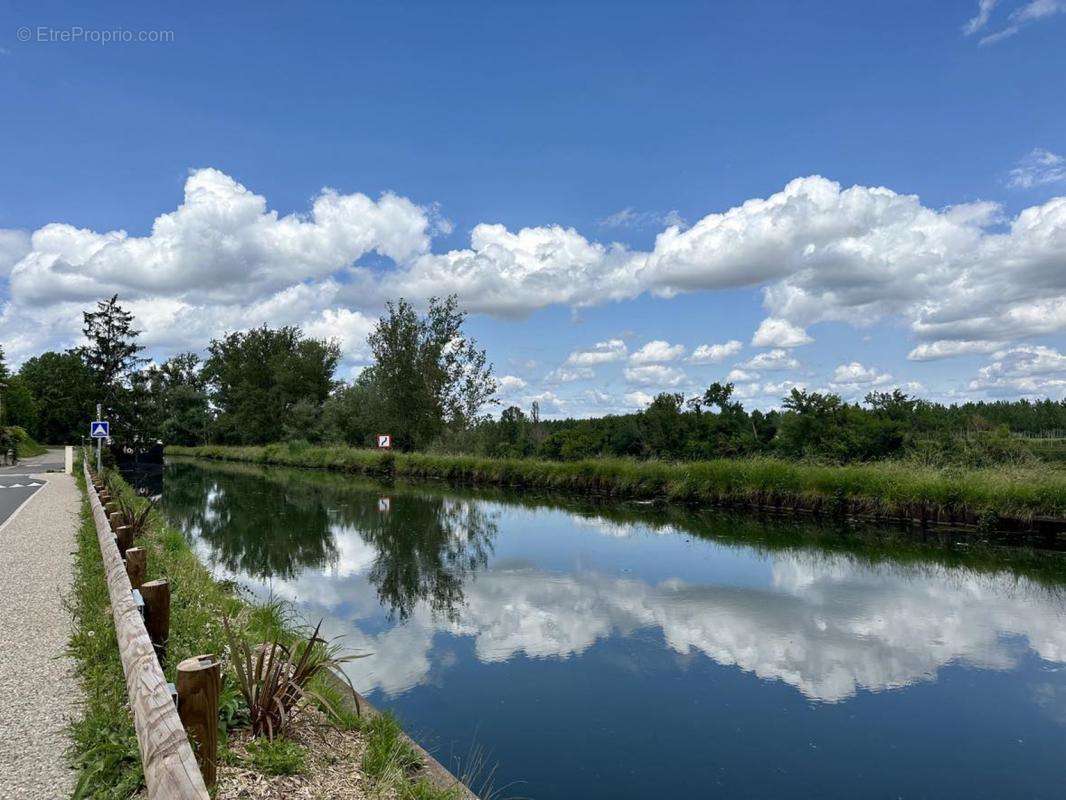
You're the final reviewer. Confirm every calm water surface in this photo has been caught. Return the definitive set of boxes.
[148,458,1066,799]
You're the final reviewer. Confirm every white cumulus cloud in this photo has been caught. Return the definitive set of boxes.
[624,390,655,407]
[497,375,528,393]
[831,362,892,385]
[968,345,1066,397]
[564,339,628,366]
[740,349,800,372]
[689,340,743,364]
[623,364,686,387]
[5,168,1066,389]
[629,340,686,364]
[751,318,813,348]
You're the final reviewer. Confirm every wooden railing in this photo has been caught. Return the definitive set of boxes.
[83,460,211,799]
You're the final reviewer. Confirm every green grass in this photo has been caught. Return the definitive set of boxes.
[67,463,472,799]
[360,712,461,800]
[5,425,48,458]
[66,466,247,797]
[66,471,142,799]
[361,712,422,779]
[1020,438,1066,465]
[167,443,1066,528]
[245,737,307,776]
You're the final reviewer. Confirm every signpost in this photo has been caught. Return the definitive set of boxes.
[91,406,109,472]
[377,434,391,449]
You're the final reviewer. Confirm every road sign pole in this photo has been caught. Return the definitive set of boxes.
[96,403,102,473]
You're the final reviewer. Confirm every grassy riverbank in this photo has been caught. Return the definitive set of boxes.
[1,425,47,458]
[66,466,472,799]
[167,444,1066,530]
[179,456,1066,589]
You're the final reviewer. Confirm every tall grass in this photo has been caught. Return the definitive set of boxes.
[67,467,247,797]
[167,444,1066,527]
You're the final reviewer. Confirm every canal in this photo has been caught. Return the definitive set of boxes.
[143,457,1066,799]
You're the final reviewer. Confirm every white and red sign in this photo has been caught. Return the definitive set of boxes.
[377,434,392,449]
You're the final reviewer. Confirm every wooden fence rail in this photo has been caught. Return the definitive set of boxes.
[82,460,210,799]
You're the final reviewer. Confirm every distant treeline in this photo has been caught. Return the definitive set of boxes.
[2,295,1065,466]
[461,390,1065,467]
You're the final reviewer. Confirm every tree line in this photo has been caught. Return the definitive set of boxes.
[2,294,1065,465]
[0,295,497,452]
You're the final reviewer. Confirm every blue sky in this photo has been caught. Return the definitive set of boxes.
[2,0,1065,416]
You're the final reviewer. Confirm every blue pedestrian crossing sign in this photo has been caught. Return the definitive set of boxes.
[90,420,110,438]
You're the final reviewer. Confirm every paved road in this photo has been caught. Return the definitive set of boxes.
[0,455,80,797]
[0,449,67,527]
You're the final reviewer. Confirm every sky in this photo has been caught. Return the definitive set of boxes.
[1,0,1065,417]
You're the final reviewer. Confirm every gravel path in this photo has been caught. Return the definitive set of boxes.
[0,461,81,799]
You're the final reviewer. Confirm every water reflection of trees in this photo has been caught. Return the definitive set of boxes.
[361,498,497,622]
[162,461,339,580]
[161,460,498,618]
[162,455,1066,624]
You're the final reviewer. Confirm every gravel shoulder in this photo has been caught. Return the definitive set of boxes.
[0,465,81,799]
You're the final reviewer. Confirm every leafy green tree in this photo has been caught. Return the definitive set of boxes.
[17,351,95,443]
[639,393,688,458]
[775,389,856,460]
[80,295,146,431]
[321,380,379,446]
[0,344,9,427]
[0,375,38,434]
[203,326,340,444]
[358,296,497,450]
[146,353,212,445]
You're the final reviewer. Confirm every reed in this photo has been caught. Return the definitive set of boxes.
[167,444,1066,528]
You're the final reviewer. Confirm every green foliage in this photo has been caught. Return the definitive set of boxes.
[354,296,497,451]
[137,353,212,446]
[0,373,38,434]
[168,442,1066,524]
[244,737,307,776]
[67,474,142,799]
[116,492,155,537]
[17,350,94,443]
[223,614,366,740]
[908,427,1037,468]
[362,712,422,779]
[458,387,1066,467]
[0,425,48,459]
[203,325,339,445]
[67,467,245,796]
[80,294,146,430]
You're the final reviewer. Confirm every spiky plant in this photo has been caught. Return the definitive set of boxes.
[116,494,154,537]
[223,614,366,740]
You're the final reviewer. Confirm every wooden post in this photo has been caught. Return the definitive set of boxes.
[81,461,209,799]
[141,579,171,665]
[115,525,134,557]
[110,510,124,532]
[125,547,146,589]
[176,655,221,789]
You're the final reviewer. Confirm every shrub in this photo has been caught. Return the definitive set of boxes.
[223,615,366,740]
